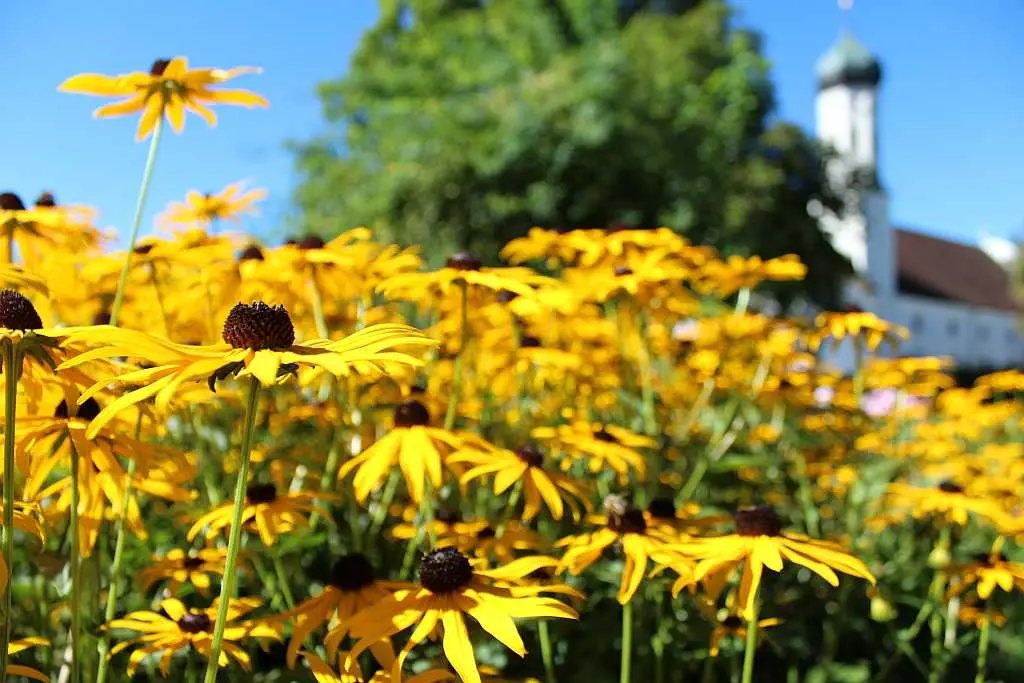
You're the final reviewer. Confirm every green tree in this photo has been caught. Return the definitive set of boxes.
[291,0,851,307]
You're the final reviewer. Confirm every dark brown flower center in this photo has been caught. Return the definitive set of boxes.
[54,398,101,422]
[0,193,26,211]
[419,548,473,594]
[734,506,783,537]
[515,444,545,468]
[446,252,482,271]
[177,612,212,634]
[593,428,619,444]
[92,311,112,326]
[614,266,634,277]
[238,245,265,262]
[393,399,430,428]
[133,243,155,255]
[0,290,42,330]
[477,526,496,540]
[938,480,964,494]
[722,615,744,629]
[520,336,542,349]
[34,192,56,208]
[608,508,647,534]
[246,483,277,505]
[972,552,1008,566]
[497,289,519,304]
[329,553,376,592]
[297,234,325,250]
[182,555,204,570]
[434,508,461,525]
[222,301,295,350]
[647,497,676,520]
[150,59,172,76]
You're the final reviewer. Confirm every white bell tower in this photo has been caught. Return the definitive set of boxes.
[815,31,895,314]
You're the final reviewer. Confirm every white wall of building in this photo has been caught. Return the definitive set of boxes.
[891,295,1024,367]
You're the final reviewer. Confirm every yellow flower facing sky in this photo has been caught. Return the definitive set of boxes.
[59,57,268,140]
[159,181,268,230]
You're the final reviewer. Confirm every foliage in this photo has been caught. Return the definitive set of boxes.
[291,0,852,307]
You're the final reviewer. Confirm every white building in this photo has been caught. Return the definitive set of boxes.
[815,32,1024,369]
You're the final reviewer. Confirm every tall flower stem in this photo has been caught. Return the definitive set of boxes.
[272,549,296,610]
[740,601,761,683]
[443,281,469,431]
[203,376,261,683]
[110,117,164,327]
[68,438,82,683]
[538,620,557,683]
[0,343,21,683]
[620,600,633,683]
[975,603,993,683]
[96,413,141,683]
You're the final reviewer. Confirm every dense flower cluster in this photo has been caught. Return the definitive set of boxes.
[0,56,1019,683]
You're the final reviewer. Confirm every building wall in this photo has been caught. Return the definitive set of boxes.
[890,294,1024,367]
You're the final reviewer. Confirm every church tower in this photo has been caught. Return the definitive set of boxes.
[815,32,895,314]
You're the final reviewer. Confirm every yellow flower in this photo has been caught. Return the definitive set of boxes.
[106,597,281,676]
[302,650,453,683]
[885,481,1009,528]
[187,482,332,546]
[676,506,875,620]
[59,57,268,140]
[6,636,50,682]
[281,553,404,667]
[557,502,683,604]
[707,613,781,657]
[449,443,592,521]
[338,398,463,503]
[950,541,1024,599]
[810,308,909,352]
[376,252,556,303]
[531,422,653,481]
[343,550,577,683]
[138,548,228,596]
[159,181,268,230]
[57,301,435,438]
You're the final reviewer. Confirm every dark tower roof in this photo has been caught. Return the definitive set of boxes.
[817,31,882,90]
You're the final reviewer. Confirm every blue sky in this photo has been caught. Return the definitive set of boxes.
[2,1,1022,248]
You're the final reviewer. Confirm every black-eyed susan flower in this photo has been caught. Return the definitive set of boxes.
[343,549,577,683]
[59,57,268,140]
[950,544,1024,599]
[376,252,557,303]
[138,548,228,596]
[159,181,267,230]
[282,553,404,667]
[303,650,454,683]
[338,398,462,503]
[885,481,1009,528]
[677,506,875,620]
[187,482,332,547]
[57,301,435,438]
[449,443,592,521]
[707,612,782,657]
[531,422,652,481]
[557,501,683,605]
[106,597,281,676]
[5,636,49,682]
[435,521,547,565]
[809,307,909,352]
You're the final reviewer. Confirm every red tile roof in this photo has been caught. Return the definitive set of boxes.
[896,229,1020,312]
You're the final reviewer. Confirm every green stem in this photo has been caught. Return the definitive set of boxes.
[146,264,171,337]
[443,281,469,431]
[975,604,992,683]
[368,471,400,541]
[620,600,633,683]
[96,437,140,683]
[538,620,557,683]
[495,481,523,539]
[110,117,164,327]
[309,423,346,532]
[69,437,82,683]
[0,343,21,683]
[928,528,952,683]
[203,377,261,683]
[740,601,761,683]
[734,287,751,316]
[272,550,296,610]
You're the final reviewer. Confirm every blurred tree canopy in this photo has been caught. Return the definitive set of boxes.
[291,0,852,307]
